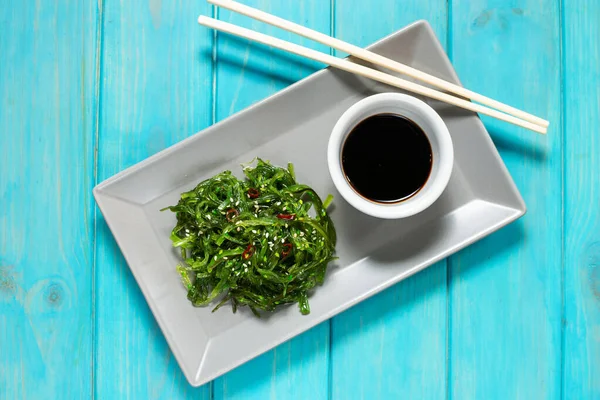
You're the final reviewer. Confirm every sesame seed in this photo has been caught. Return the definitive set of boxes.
[244,268,248,272]
[224,256,228,260]
[281,238,285,243]
[213,255,217,260]
[252,230,257,234]
[276,202,281,206]
[285,224,288,228]
[236,201,240,206]
[268,242,273,246]
[283,206,287,211]
[266,233,269,238]
[230,197,234,202]
[293,233,297,238]
[300,232,304,236]
[207,215,211,220]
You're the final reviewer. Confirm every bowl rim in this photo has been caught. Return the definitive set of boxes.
[327,92,454,219]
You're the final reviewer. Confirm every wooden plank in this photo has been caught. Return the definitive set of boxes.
[95,0,212,397]
[0,1,97,399]
[448,1,562,398]
[211,1,331,399]
[563,1,600,398]
[330,2,448,399]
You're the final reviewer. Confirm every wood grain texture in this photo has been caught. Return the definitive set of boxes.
[330,2,448,399]
[0,1,98,399]
[563,1,600,398]
[94,0,212,398]
[211,1,331,399]
[5,1,600,398]
[449,1,562,399]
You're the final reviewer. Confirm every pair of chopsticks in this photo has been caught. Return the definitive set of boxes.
[199,0,549,134]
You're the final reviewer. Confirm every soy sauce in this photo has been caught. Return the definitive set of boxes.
[341,114,432,203]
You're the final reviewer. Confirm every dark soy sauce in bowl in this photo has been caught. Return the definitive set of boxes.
[341,114,433,203]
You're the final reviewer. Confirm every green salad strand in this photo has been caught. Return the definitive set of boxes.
[162,159,337,316]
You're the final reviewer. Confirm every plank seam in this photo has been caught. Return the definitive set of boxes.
[558,0,566,398]
[91,0,106,399]
[446,0,453,70]
[445,2,453,399]
[330,0,335,56]
[212,4,218,126]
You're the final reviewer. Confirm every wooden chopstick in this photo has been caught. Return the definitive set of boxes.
[198,16,547,134]
[208,0,549,130]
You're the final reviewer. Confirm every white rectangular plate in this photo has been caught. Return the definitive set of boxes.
[94,20,526,386]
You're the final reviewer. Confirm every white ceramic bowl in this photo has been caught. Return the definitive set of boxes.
[328,93,454,219]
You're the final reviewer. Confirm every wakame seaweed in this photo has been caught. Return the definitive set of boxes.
[162,159,337,316]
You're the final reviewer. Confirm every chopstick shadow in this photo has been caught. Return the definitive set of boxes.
[201,35,322,87]
[432,105,549,163]
[488,128,548,163]
[95,216,209,397]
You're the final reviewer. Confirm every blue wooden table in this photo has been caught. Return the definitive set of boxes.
[1,0,598,399]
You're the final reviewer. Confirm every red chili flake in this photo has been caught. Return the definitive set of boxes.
[226,208,239,222]
[242,244,255,260]
[248,188,260,199]
[277,213,296,220]
[281,243,293,257]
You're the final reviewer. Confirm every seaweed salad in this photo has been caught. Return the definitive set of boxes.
[162,159,337,316]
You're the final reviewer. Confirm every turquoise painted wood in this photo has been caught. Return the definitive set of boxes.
[330,2,449,399]
[0,1,98,399]
[94,0,212,398]
[563,0,600,398]
[449,1,563,399]
[212,2,331,399]
[2,0,600,399]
